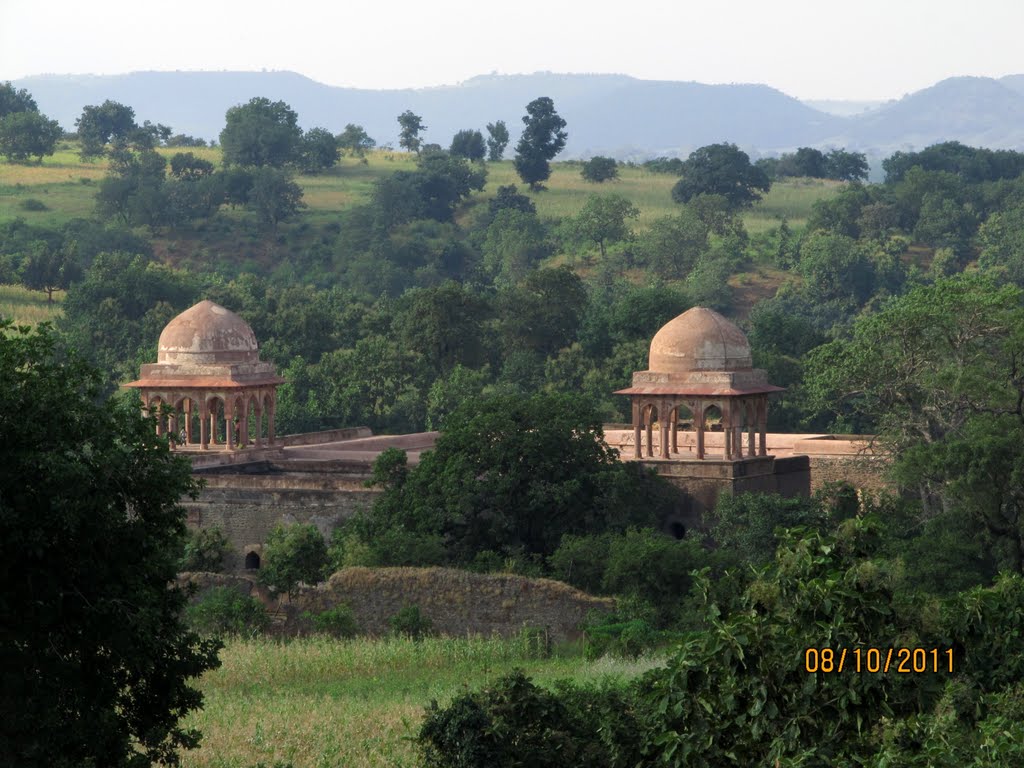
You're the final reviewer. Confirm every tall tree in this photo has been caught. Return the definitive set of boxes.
[219,97,302,168]
[485,120,510,161]
[572,194,639,260]
[449,129,486,162]
[298,126,340,173]
[0,321,221,766]
[397,110,426,154]
[513,97,567,191]
[19,240,81,303]
[336,123,375,159]
[670,143,771,209]
[0,110,61,163]
[75,100,137,159]
[0,81,38,117]
[247,167,305,231]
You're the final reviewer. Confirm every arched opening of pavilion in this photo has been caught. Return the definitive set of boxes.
[126,300,284,451]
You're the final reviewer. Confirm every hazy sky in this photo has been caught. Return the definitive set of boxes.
[2,0,1022,100]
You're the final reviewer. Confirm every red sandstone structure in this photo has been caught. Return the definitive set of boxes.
[126,300,284,450]
[616,307,783,461]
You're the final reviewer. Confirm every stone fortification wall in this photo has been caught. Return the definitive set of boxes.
[182,567,614,642]
[184,477,379,571]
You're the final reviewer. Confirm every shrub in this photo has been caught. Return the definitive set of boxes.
[390,604,433,640]
[180,526,231,573]
[549,533,612,593]
[18,198,48,211]
[186,586,269,637]
[418,670,643,768]
[581,156,618,183]
[259,523,328,598]
[304,604,358,638]
[584,618,662,660]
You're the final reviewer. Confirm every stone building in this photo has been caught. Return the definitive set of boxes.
[608,307,841,534]
[128,301,888,570]
[126,300,284,450]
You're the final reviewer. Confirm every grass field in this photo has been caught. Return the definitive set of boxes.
[180,635,661,768]
[0,145,839,235]
[0,284,63,325]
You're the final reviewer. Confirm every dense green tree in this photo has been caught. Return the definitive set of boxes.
[449,129,486,161]
[792,146,828,177]
[0,81,37,117]
[336,123,376,159]
[978,204,1024,285]
[581,156,618,183]
[797,230,876,305]
[0,322,220,766]
[397,110,426,154]
[219,97,302,167]
[825,148,869,181]
[485,120,510,161]
[19,240,81,303]
[804,275,1024,564]
[670,143,770,209]
[95,148,169,228]
[75,100,137,159]
[393,281,489,376]
[498,266,587,355]
[633,208,708,278]
[247,167,304,231]
[169,151,214,180]
[572,194,639,260]
[0,110,61,163]
[364,392,667,561]
[482,208,548,285]
[259,523,329,598]
[513,97,568,190]
[486,184,536,218]
[298,126,340,173]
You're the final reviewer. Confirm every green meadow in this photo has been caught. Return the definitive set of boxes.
[0,145,837,233]
[180,635,662,768]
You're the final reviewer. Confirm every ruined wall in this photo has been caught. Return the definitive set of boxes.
[807,455,892,494]
[184,479,379,571]
[182,567,615,642]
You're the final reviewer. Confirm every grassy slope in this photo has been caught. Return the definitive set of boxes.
[0,144,841,322]
[181,635,660,768]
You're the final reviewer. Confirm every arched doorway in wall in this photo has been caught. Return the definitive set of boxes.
[244,551,261,569]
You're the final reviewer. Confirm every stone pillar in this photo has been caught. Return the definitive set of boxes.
[241,406,249,448]
[645,409,654,458]
[632,400,642,459]
[747,400,756,457]
[169,413,178,448]
[670,407,678,454]
[185,399,194,445]
[696,402,705,460]
[254,407,263,448]
[659,417,670,459]
[226,402,235,450]
[268,401,276,445]
[200,402,209,450]
[209,411,217,446]
[758,396,768,457]
[723,402,732,460]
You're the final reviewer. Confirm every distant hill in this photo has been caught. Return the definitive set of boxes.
[11,71,1024,161]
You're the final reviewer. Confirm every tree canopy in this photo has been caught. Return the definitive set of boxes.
[397,110,427,154]
[514,97,568,190]
[670,143,771,209]
[0,322,220,766]
[219,97,302,168]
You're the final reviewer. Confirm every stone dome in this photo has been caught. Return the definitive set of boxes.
[157,300,259,365]
[648,307,752,373]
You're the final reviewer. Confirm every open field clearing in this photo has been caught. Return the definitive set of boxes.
[1,145,838,234]
[180,635,662,768]
[0,283,63,325]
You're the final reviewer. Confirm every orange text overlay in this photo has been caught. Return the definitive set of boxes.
[804,647,954,674]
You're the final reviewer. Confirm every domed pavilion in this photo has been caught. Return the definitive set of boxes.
[615,307,783,461]
[126,300,284,450]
